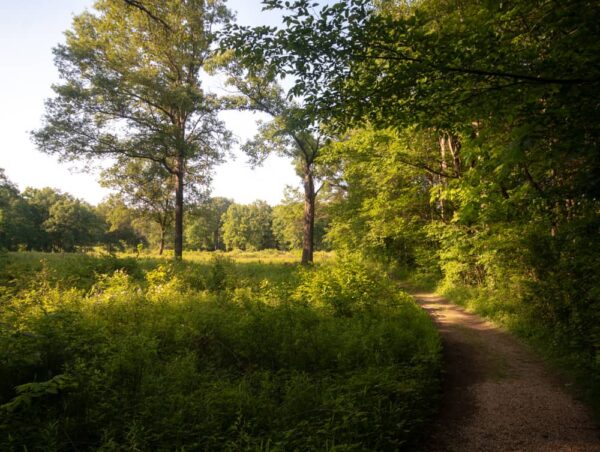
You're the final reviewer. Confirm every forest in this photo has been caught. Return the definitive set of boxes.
[1,0,599,450]
[0,175,330,255]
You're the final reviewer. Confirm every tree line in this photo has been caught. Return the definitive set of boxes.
[0,168,329,253]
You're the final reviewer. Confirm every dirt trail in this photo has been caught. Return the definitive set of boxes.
[412,291,599,452]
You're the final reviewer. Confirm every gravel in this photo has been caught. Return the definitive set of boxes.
[413,292,600,452]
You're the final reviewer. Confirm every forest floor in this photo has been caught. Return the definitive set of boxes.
[412,291,600,452]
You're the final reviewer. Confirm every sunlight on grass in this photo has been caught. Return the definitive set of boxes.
[121,249,336,264]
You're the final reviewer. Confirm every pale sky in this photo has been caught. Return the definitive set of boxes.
[0,0,298,206]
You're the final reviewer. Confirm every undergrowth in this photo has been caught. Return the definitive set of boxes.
[0,252,440,450]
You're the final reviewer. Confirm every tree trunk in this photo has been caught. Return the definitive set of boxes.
[439,135,448,221]
[448,135,461,177]
[301,167,315,265]
[174,156,184,260]
[158,226,165,255]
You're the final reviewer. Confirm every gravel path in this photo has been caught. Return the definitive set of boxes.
[412,291,599,452]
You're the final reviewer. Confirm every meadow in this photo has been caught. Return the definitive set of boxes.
[0,251,440,450]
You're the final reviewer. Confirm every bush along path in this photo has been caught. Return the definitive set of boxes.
[412,292,599,451]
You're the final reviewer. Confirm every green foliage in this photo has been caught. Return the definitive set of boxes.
[436,279,600,418]
[323,128,438,267]
[185,197,233,251]
[221,201,276,251]
[100,160,177,253]
[272,187,330,251]
[272,192,305,250]
[21,187,67,251]
[220,40,333,264]
[0,178,109,253]
[32,0,234,259]
[0,252,440,450]
[294,254,409,317]
[237,0,600,415]
[0,169,29,250]
[1,374,78,414]
[44,197,105,252]
[96,195,147,252]
[198,255,238,292]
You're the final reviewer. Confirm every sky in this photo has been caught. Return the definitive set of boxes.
[0,0,298,206]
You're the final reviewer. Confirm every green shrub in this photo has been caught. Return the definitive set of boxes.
[0,252,440,450]
[293,254,412,316]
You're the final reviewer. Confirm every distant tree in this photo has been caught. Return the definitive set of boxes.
[33,0,233,259]
[100,159,181,255]
[21,187,64,251]
[247,200,276,251]
[185,197,233,250]
[15,187,106,252]
[96,194,147,252]
[221,204,247,251]
[221,201,274,251]
[272,195,303,250]
[0,169,29,250]
[44,196,105,252]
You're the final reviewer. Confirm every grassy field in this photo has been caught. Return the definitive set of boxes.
[181,249,336,264]
[0,251,440,450]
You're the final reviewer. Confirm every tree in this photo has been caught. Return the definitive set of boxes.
[272,186,330,251]
[185,196,232,250]
[221,201,275,251]
[44,197,106,252]
[247,200,276,250]
[322,127,440,266]
[96,194,147,252]
[231,0,599,127]
[220,61,327,264]
[0,170,31,250]
[21,187,64,251]
[1,177,110,252]
[100,159,179,255]
[272,193,303,250]
[236,0,600,386]
[33,0,233,259]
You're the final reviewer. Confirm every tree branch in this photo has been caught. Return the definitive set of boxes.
[360,44,599,85]
[122,0,172,31]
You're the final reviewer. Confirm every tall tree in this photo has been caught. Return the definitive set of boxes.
[220,61,327,263]
[33,0,233,259]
